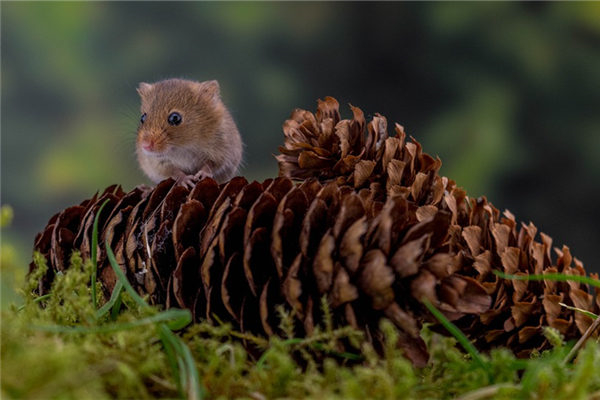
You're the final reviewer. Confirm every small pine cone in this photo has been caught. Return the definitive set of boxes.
[32,97,599,366]
[275,98,600,356]
[276,97,443,196]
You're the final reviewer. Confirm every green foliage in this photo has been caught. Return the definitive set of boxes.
[2,254,600,399]
[0,205,14,228]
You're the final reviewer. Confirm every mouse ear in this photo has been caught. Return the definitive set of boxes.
[137,82,153,97]
[193,80,221,103]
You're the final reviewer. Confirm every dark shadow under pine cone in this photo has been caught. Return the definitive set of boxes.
[32,97,599,366]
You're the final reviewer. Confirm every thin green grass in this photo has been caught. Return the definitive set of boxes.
[422,297,489,374]
[494,270,600,288]
[104,239,150,310]
[17,293,51,311]
[91,199,110,308]
[33,309,193,334]
[96,280,123,319]
[559,302,598,320]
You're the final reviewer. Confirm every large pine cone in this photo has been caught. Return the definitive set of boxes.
[32,97,599,365]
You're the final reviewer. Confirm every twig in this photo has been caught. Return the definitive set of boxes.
[563,315,600,365]
[148,374,178,391]
[455,383,520,400]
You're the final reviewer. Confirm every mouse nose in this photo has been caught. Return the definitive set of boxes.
[142,140,154,152]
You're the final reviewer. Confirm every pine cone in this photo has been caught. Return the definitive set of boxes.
[276,97,442,194]
[32,98,599,365]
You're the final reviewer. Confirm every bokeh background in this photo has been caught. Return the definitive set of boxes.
[2,2,600,301]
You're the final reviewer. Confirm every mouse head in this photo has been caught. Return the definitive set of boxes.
[136,78,224,155]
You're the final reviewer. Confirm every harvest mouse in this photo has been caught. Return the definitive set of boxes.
[136,78,243,188]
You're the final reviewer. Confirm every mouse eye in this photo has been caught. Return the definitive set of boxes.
[140,113,147,124]
[168,112,182,126]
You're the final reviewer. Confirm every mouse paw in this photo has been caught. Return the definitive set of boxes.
[193,168,213,181]
[175,174,198,190]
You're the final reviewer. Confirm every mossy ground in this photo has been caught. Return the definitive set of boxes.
[1,251,599,400]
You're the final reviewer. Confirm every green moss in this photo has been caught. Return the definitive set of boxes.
[1,254,599,399]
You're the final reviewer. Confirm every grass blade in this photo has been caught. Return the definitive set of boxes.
[34,309,193,334]
[422,297,488,371]
[95,280,124,319]
[91,199,110,308]
[179,337,203,400]
[494,271,600,288]
[159,324,186,396]
[166,311,193,331]
[559,303,598,320]
[33,293,52,303]
[105,238,150,311]
[159,324,181,389]
[17,294,52,312]
[111,291,123,321]
[159,323,204,400]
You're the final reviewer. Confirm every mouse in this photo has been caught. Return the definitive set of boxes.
[136,78,243,188]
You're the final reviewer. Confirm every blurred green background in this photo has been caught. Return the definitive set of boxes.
[2,2,600,296]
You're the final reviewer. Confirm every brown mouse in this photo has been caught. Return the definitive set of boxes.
[136,78,243,187]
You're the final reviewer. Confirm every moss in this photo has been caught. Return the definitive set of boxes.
[1,254,599,399]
